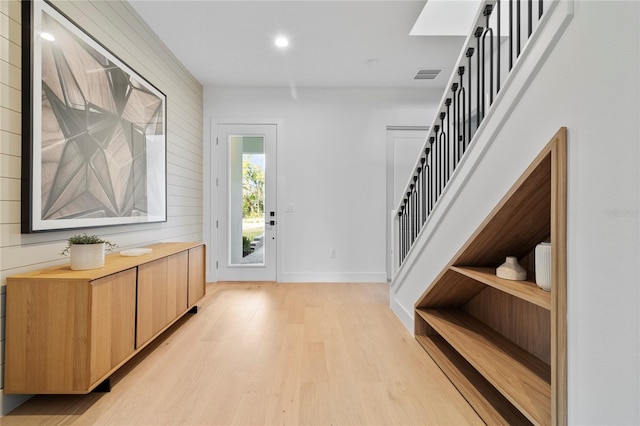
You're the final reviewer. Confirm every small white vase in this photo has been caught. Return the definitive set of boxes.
[535,242,552,291]
[70,243,105,270]
[496,256,527,281]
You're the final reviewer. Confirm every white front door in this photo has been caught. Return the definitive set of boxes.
[216,123,277,281]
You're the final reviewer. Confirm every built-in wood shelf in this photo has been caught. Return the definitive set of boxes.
[414,128,567,425]
[450,266,551,310]
[417,309,551,425]
[415,334,530,425]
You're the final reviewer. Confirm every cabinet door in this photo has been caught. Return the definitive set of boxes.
[167,251,189,320]
[137,257,167,347]
[5,280,92,393]
[137,252,189,347]
[90,268,136,385]
[188,245,206,307]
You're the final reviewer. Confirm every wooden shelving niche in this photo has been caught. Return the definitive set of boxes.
[414,128,567,425]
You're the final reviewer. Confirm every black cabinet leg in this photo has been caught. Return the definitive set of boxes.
[93,378,111,393]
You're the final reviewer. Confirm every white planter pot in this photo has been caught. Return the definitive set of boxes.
[535,242,552,291]
[70,243,105,270]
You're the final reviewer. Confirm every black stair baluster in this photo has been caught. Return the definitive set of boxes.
[483,5,494,107]
[416,177,419,233]
[408,189,414,245]
[433,126,440,205]
[405,200,409,257]
[408,191,411,248]
[528,0,533,37]
[412,176,418,240]
[496,0,501,94]
[407,187,412,247]
[399,206,403,263]
[420,157,427,228]
[399,207,402,264]
[404,202,409,259]
[439,112,446,196]
[416,168,422,228]
[399,204,404,262]
[427,140,434,214]
[509,0,513,70]
[466,48,474,147]
[413,184,418,244]
[475,27,484,127]
[404,197,410,255]
[517,0,521,57]
[397,209,403,265]
[451,84,459,170]
[444,100,451,183]
[438,133,445,198]
[509,0,513,71]
[457,67,466,162]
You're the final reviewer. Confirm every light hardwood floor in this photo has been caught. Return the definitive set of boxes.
[3,282,482,425]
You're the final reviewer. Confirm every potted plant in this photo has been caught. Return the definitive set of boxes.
[61,234,117,270]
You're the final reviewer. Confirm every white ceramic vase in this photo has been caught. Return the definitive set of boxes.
[70,243,105,270]
[496,256,527,280]
[535,242,552,291]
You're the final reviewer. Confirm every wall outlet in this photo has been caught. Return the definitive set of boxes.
[329,248,336,258]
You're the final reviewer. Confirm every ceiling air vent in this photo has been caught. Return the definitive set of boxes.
[414,69,441,80]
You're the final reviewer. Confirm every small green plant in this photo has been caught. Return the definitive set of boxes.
[242,236,252,257]
[60,234,117,256]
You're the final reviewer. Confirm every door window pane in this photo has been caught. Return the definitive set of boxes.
[229,135,265,265]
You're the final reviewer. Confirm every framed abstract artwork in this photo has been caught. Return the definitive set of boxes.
[21,0,167,233]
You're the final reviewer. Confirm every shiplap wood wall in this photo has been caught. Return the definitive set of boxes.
[0,0,203,407]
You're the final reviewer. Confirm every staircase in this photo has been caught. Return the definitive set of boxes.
[390,1,576,424]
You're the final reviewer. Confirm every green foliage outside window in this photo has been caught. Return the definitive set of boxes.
[242,159,265,218]
[242,236,252,257]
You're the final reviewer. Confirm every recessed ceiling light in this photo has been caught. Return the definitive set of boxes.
[41,32,55,41]
[275,36,289,48]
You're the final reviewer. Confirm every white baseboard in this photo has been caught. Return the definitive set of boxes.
[390,295,414,333]
[278,272,387,283]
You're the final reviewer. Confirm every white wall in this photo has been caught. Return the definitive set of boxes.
[204,87,439,282]
[392,1,639,423]
[0,0,203,414]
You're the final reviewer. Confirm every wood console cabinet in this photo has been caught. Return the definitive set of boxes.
[4,242,205,394]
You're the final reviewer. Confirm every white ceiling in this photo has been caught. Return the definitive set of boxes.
[128,0,471,89]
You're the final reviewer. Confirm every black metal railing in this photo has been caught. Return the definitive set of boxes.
[396,0,547,267]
